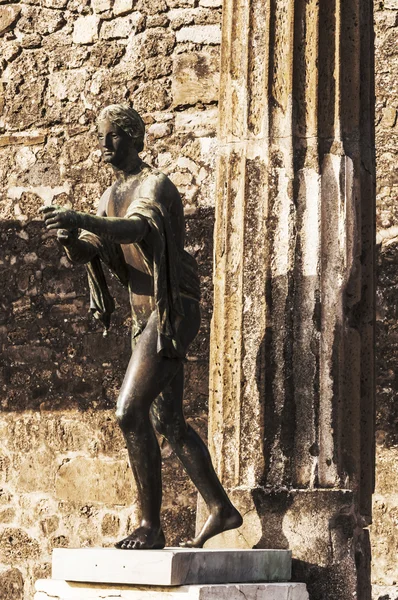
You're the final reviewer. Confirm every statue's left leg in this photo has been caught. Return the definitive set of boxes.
[151,364,243,548]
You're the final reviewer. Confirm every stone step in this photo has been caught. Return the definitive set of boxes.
[51,547,292,586]
[35,580,309,600]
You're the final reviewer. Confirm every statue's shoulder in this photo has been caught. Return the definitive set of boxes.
[139,165,168,185]
[138,165,179,201]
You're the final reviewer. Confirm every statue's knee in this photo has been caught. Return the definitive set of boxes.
[116,400,139,432]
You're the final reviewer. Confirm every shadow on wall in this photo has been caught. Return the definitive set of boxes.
[0,207,214,414]
[376,236,398,449]
[0,217,131,413]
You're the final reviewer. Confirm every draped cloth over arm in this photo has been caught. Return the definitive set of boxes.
[78,230,129,332]
[125,198,200,358]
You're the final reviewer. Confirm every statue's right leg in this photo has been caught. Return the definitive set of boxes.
[114,310,183,550]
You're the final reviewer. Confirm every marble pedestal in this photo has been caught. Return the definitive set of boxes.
[34,548,309,600]
[51,547,291,586]
[35,580,309,600]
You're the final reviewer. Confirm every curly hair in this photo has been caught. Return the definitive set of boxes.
[98,104,145,153]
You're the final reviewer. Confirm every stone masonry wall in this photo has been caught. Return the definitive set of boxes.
[0,0,397,599]
[0,0,221,598]
[372,2,398,600]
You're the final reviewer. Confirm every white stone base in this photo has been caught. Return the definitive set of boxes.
[51,547,292,586]
[35,580,309,600]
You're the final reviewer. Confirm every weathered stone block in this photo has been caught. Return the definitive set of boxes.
[371,448,398,587]
[168,8,195,29]
[8,345,52,364]
[133,80,171,112]
[381,106,397,128]
[73,16,100,45]
[92,0,113,13]
[0,568,24,600]
[44,416,95,453]
[372,586,398,600]
[17,6,65,36]
[43,0,68,7]
[61,135,95,166]
[17,448,57,493]
[145,55,172,79]
[55,457,134,505]
[169,171,193,187]
[193,8,221,25]
[172,51,219,106]
[0,507,16,523]
[165,0,195,7]
[147,14,169,27]
[0,5,21,36]
[3,76,47,130]
[101,513,121,537]
[136,0,167,13]
[0,527,40,560]
[113,0,134,16]
[0,133,46,148]
[384,0,398,8]
[175,108,217,136]
[176,24,221,44]
[101,13,144,39]
[48,69,88,101]
[147,122,172,138]
[40,515,60,536]
[374,446,398,496]
[199,0,222,7]
[137,28,176,58]
[1,41,20,63]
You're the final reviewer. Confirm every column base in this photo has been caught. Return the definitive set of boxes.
[197,488,371,600]
[34,580,309,600]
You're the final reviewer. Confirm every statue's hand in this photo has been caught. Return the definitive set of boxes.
[39,205,82,231]
[57,228,78,246]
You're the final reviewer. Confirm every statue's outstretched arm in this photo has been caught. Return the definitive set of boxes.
[40,205,149,245]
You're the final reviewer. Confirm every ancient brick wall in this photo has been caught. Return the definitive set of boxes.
[372,2,398,599]
[0,1,221,597]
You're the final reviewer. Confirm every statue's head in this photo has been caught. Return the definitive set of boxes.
[97,104,145,167]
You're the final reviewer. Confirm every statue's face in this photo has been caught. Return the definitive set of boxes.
[97,117,136,167]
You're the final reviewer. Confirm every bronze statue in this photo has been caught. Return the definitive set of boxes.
[40,104,242,550]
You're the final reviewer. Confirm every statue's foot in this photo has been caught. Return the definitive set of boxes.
[179,504,243,548]
[115,525,166,550]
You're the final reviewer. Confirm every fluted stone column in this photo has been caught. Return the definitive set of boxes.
[202,1,375,598]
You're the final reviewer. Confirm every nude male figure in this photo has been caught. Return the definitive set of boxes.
[40,104,242,549]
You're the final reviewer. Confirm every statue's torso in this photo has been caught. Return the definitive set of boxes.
[105,164,185,324]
